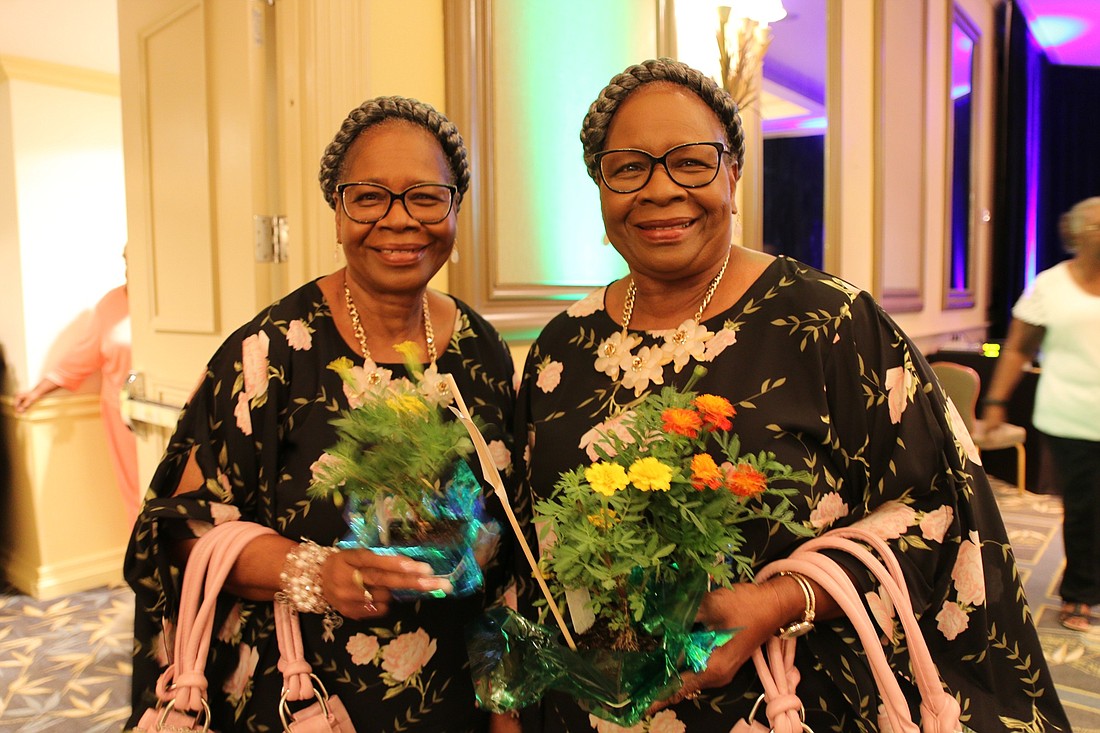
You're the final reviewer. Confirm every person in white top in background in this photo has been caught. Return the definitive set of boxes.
[982,196,1100,632]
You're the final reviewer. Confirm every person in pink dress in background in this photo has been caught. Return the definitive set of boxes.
[14,281,140,524]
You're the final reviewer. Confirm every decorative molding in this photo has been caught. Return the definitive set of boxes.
[875,0,927,313]
[943,4,979,311]
[0,55,120,97]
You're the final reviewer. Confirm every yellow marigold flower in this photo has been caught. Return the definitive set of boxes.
[628,457,673,492]
[726,462,768,497]
[585,462,629,496]
[694,394,735,431]
[690,453,723,490]
[587,508,618,529]
[662,407,702,438]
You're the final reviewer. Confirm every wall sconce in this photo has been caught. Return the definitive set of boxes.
[716,0,787,110]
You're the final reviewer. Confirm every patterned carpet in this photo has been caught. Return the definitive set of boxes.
[1,483,1098,731]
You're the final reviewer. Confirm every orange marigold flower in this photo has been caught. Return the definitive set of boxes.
[690,453,723,490]
[726,462,768,497]
[694,394,735,431]
[662,407,703,438]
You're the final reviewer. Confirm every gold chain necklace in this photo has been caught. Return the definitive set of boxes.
[343,276,437,367]
[620,247,732,344]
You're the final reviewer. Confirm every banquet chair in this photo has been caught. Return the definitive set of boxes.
[930,361,1027,494]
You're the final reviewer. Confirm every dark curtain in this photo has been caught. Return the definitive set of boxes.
[1039,65,1100,269]
[990,0,1039,337]
[762,135,825,270]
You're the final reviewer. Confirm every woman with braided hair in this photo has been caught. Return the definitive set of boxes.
[126,96,519,732]
[513,58,1069,731]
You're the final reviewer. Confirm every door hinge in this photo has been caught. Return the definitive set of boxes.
[254,214,289,263]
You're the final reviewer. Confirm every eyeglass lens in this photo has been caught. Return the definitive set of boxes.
[598,142,724,194]
[340,183,454,224]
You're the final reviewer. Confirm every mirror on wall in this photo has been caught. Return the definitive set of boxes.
[674,0,828,268]
[945,8,978,308]
[760,0,827,270]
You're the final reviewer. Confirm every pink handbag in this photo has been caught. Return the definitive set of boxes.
[135,521,356,733]
[732,526,962,733]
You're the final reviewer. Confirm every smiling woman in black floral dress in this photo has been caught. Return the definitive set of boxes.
[126,97,518,733]
[514,58,1070,733]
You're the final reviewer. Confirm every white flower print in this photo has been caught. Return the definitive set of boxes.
[537,359,564,393]
[346,633,381,665]
[488,439,511,474]
[234,391,253,436]
[594,331,642,380]
[620,345,667,397]
[853,500,917,540]
[659,320,712,372]
[380,629,437,683]
[944,398,982,465]
[702,326,738,361]
[568,288,605,317]
[578,410,637,461]
[223,643,259,701]
[884,365,914,424]
[286,319,313,351]
[217,602,244,643]
[648,710,687,733]
[208,502,241,525]
[241,331,270,399]
[809,491,849,529]
[936,601,970,640]
[919,506,954,543]
[952,531,986,607]
[588,714,646,733]
[867,590,896,642]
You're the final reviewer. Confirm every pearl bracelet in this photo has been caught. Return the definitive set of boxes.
[276,539,337,615]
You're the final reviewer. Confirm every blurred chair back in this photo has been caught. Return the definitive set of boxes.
[930,361,1027,493]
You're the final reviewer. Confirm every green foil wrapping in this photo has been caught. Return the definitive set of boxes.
[468,570,736,726]
[338,459,487,600]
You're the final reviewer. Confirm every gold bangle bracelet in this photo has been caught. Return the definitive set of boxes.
[776,570,816,639]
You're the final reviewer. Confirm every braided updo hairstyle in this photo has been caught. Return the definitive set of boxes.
[580,58,745,185]
[318,96,470,211]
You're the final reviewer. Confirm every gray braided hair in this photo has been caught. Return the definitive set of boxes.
[318,96,470,210]
[580,58,745,184]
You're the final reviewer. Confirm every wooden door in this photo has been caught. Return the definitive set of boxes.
[117,0,287,483]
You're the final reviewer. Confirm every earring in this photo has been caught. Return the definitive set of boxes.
[450,244,460,264]
[334,241,343,262]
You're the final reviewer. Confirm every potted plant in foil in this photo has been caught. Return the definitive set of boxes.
[468,366,813,724]
[308,342,488,598]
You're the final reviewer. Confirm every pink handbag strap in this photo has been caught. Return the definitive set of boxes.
[276,602,322,702]
[155,521,277,713]
[750,526,960,733]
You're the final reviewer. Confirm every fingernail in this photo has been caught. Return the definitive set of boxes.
[402,560,434,574]
[420,577,453,594]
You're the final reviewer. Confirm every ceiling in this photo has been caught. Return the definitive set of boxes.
[0,1,1096,95]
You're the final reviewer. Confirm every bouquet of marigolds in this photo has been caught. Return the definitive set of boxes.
[468,367,812,724]
[308,343,490,599]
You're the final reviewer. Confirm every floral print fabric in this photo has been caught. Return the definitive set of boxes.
[514,257,1069,732]
[125,279,516,732]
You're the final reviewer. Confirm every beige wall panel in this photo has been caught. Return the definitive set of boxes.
[143,5,216,333]
[877,0,926,312]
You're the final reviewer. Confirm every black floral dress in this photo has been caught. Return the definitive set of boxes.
[125,279,516,733]
[514,257,1070,733]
